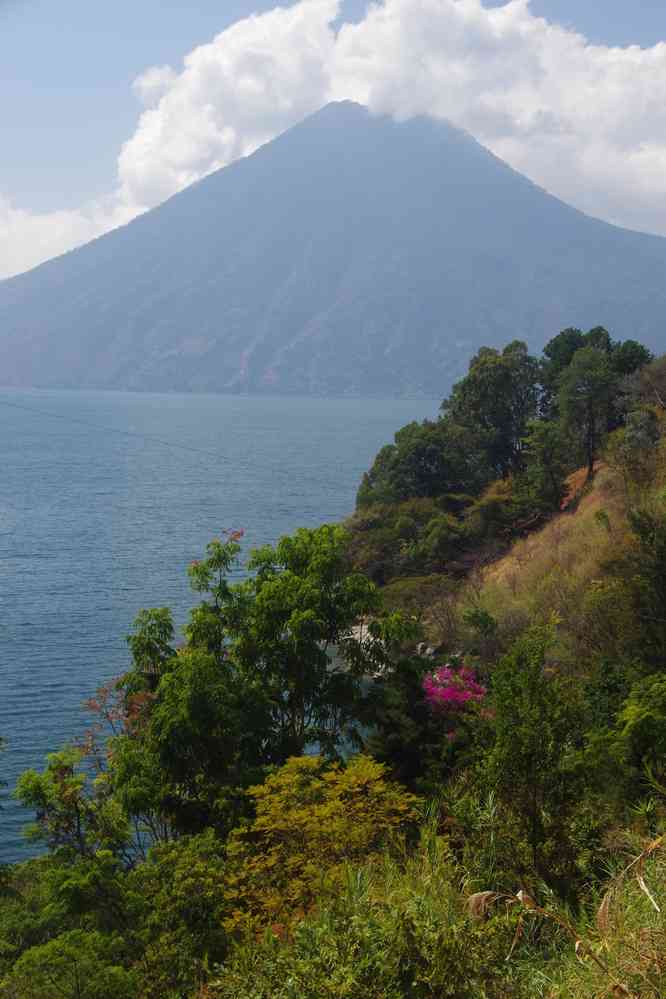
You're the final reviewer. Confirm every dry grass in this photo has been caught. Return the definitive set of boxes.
[528,840,666,998]
[418,420,666,654]
[483,465,621,590]
[465,464,630,661]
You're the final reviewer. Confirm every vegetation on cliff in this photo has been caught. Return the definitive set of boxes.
[1,327,666,997]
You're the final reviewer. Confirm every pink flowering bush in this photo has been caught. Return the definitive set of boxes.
[422,664,486,713]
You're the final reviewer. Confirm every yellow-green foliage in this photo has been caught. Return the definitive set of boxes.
[210,828,523,999]
[223,755,420,934]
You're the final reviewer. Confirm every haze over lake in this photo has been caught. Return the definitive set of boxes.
[0,389,436,861]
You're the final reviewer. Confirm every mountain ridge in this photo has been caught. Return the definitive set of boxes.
[1,101,665,396]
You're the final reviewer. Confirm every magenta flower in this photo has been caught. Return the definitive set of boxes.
[423,664,486,713]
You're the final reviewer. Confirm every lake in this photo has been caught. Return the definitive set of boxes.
[0,389,437,861]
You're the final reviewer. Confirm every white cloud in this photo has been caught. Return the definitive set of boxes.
[0,194,138,281]
[331,0,666,232]
[3,0,666,280]
[132,65,179,109]
[0,197,93,279]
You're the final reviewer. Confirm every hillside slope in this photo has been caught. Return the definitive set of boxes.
[1,101,666,396]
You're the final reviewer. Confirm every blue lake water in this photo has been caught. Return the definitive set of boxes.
[0,389,437,862]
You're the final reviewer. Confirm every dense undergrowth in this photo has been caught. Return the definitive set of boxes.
[2,327,666,997]
[209,828,666,999]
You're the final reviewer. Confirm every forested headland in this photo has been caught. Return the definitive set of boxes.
[2,327,666,998]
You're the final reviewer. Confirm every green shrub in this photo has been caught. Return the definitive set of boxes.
[129,831,228,998]
[2,929,138,999]
[223,755,420,934]
[211,829,524,999]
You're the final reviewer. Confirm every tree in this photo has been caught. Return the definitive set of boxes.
[643,355,666,409]
[517,418,569,512]
[114,526,396,835]
[540,327,650,419]
[125,608,175,692]
[363,653,469,793]
[443,341,539,477]
[539,328,586,415]
[558,346,616,480]
[3,930,137,999]
[205,525,391,758]
[606,407,661,495]
[185,531,245,659]
[141,647,274,834]
[610,338,652,377]
[541,327,585,390]
[618,675,666,784]
[486,630,582,888]
[15,747,131,862]
[128,830,229,997]
[584,325,613,353]
[623,353,666,411]
[609,504,666,670]
[356,417,489,508]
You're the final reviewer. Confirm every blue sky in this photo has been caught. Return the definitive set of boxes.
[498,0,665,46]
[2,1,666,277]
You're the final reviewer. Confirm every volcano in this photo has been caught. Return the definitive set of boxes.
[1,101,664,396]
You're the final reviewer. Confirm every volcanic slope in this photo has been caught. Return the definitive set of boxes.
[1,101,665,396]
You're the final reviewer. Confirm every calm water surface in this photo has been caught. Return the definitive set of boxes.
[0,389,437,861]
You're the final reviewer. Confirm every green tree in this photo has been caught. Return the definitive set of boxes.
[621,352,666,416]
[610,338,652,377]
[584,325,613,353]
[518,418,569,512]
[125,608,175,692]
[141,647,274,834]
[540,327,649,418]
[112,526,398,833]
[611,504,666,669]
[185,532,245,659]
[3,929,137,999]
[443,340,539,477]
[207,524,390,758]
[486,630,582,888]
[356,418,488,508]
[607,407,661,495]
[540,327,586,413]
[618,675,666,784]
[128,831,228,997]
[363,654,456,794]
[558,346,616,480]
[15,747,131,862]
